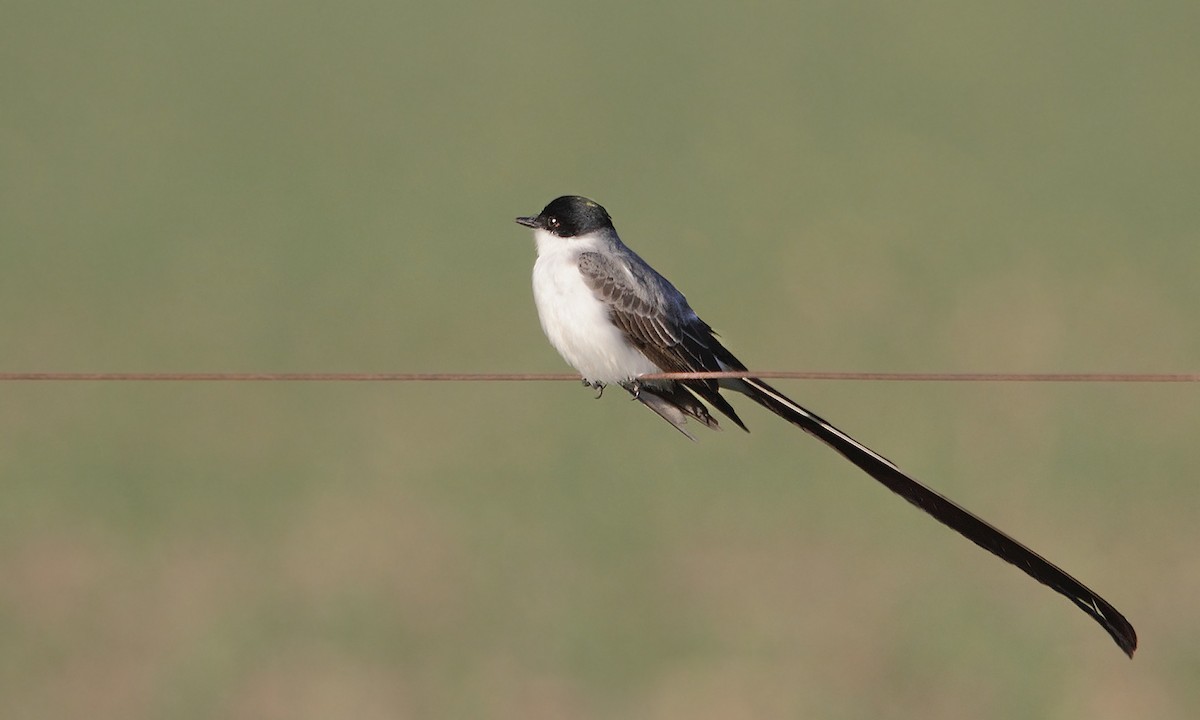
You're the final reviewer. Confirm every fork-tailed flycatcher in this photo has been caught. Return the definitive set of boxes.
[516,194,1136,657]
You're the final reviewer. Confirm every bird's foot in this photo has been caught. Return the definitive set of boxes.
[582,379,606,399]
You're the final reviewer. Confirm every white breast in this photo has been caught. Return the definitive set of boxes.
[531,231,661,384]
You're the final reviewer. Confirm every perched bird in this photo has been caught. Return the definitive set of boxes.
[516,194,1136,656]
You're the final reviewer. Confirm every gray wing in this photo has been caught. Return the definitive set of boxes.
[577,251,748,432]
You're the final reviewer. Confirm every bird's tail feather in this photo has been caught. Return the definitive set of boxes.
[623,382,720,441]
[734,376,1137,657]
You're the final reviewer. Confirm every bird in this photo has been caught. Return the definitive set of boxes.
[516,194,1136,657]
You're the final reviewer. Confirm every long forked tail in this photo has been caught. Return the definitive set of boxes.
[735,376,1137,657]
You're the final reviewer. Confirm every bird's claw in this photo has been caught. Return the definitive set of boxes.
[582,379,606,399]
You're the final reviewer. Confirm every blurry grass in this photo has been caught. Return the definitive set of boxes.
[3,1,1200,719]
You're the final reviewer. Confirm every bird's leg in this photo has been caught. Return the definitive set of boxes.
[582,379,606,399]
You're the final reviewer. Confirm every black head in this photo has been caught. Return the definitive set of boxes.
[515,196,614,237]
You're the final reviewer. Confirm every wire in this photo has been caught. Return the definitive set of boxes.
[0,371,1196,382]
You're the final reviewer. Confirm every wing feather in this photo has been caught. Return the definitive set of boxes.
[578,251,747,431]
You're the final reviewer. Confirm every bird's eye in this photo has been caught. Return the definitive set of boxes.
[547,216,559,229]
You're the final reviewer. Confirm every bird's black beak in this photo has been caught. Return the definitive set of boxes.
[515,215,540,228]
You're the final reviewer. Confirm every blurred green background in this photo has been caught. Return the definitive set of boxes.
[3,1,1198,718]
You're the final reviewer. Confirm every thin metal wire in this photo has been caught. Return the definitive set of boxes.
[0,371,1196,382]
